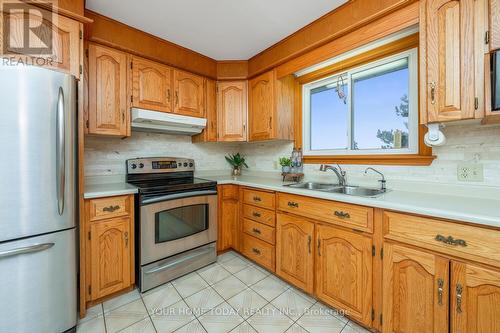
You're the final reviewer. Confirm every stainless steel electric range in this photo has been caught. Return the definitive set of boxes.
[126,157,218,292]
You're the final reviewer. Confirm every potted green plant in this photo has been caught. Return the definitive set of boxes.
[279,157,292,173]
[225,153,248,176]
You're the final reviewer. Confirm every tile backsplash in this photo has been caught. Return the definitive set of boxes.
[85,122,500,187]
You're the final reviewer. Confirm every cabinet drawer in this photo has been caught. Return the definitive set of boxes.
[242,204,275,227]
[243,188,275,209]
[243,219,275,245]
[277,193,373,233]
[221,185,239,200]
[383,212,500,267]
[88,195,131,221]
[242,233,275,271]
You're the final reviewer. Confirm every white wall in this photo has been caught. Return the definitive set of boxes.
[85,122,500,187]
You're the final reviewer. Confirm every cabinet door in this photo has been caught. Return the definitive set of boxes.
[193,79,217,142]
[1,6,82,78]
[174,70,205,117]
[383,243,449,333]
[451,262,500,333]
[217,185,239,252]
[131,57,172,112]
[89,217,132,300]
[249,71,274,141]
[217,81,247,142]
[491,0,500,51]
[88,44,128,136]
[423,0,476,123]
[276,213,314,293]
[316,224,373,326]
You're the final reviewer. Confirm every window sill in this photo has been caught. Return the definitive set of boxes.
[303,154,436,166]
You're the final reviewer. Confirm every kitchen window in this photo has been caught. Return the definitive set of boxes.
[302,49,419,157]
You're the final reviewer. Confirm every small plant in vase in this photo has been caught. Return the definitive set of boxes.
[279,157,292,173]
[225,153,248,176]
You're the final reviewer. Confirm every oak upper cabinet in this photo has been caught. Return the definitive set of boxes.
[383,243,449,333]
[316,224,373,326]
[173,70,205,117]
[248,69,294,141]
[131,56,173,113]
[420,0,487,123]
[193,79,217,142]
[217,185,239,252]
[490,0,500,51]
[89,217,132,300]
[87,43,129,136]
[1,5,82,78]
[217,81,248,142]
[276,213,314,293]
[451,262,500,332]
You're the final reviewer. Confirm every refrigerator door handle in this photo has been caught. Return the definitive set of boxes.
[0,243,55,259]
[56,87,65,215]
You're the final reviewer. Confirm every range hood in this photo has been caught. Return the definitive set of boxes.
[131,108,206,135]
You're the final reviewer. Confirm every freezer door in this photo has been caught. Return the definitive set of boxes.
[0,229,77,333]
[0,64,77,242]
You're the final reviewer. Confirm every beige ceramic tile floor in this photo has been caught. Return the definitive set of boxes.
[77,251,370,333]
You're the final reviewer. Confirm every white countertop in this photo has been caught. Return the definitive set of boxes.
[201,174,500,229]
[84,182,138,199]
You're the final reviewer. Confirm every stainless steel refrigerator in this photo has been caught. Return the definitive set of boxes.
[0,64,77,333]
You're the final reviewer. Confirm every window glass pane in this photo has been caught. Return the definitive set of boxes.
[155,204,208,243]
[351,58,410,150]
[310,78,348,150]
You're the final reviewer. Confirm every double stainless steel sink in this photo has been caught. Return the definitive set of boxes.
[284,182,387,197]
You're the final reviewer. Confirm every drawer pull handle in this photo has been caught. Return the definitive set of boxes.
[253,196,262,202]
[334,211,350,219]
[103,205,120,213]
[437,278,444,306]
[252,212,261,218]
[252,248,261,255]
[456,284,463,313]
[287,201,299,208]
[252,228,261,235]
[308,235,312,254]
[435,235,467,247]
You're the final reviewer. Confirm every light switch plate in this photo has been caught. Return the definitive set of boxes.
[457,163,484,182]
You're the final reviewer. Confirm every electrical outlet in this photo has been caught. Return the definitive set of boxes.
[457,163,484,182]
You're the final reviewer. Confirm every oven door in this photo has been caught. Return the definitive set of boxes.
[140,190,217,265]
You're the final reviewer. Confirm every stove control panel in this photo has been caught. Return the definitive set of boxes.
[127,157,195,174]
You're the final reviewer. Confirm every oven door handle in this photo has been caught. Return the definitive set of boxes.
[142,190,218,205]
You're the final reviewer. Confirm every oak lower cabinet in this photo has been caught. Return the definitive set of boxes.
[276,213,314,293]
[173,69,205,117]
[87,43,129,136]
[82,195,135,309]
[217,81,248,142]
[217,185,239,252]
[382,243,449,333]
[316,224,373,326]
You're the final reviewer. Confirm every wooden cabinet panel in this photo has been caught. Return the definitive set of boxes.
[242,204,276,227]
[242,188,275,210]
[491,0,500,51]
[217,81,248,142]
[193,79,217,142]
[249,71,274,141]
[87,44,128,136]
[243,218,275,245]
[421,0,477,123]
[451,262,500,332]
[131,57,172,113]
[89,217,132,300]
[276,213,314,293]
[316,224,373,326]
[1,6,82,78]
[174,70,205,117]
[383,243,449,333]
[242,233,275,272]
[218,185,239,252]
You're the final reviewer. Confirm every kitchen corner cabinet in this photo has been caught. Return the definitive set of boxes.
[87,43,129,136]
[173,70,205,118]
[276,213,314,293]
[490,0,500,51]
[1,5,82,78]
[217,81,248,142]
[248,69,294,141]
[192,79,218,143]
[217,185,239,252]
[82,195,135,306]
[419,0,487,123]
[130,56,173,113]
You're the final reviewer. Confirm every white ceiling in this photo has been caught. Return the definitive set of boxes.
[85,0,348,60]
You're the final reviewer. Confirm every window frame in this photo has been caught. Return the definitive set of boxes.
[302,48,419,157]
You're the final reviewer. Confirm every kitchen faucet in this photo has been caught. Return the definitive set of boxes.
[319,164,347,186]
[365,167,387,191]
